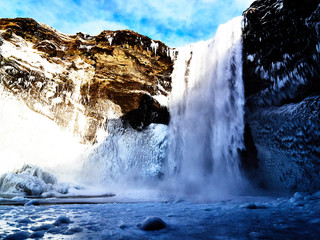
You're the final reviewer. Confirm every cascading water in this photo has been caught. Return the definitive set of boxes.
[166,16,246,197]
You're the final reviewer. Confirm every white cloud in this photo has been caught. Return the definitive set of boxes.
[109,0,255,46]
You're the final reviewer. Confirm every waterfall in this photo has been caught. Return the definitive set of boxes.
[0,16,246,198]
[166,16,245,197]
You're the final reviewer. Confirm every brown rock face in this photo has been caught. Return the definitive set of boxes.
[0,18,173,143]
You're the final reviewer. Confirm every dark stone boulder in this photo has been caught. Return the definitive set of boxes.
[3,232,30,240]
[1,28,13,40]
[138,216,167,231]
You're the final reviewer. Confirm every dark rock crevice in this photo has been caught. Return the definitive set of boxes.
[121,94,169,131]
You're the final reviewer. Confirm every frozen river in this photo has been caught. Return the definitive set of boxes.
[1,192,320,239]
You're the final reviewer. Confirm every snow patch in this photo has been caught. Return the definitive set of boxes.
[106,35,113,46]
[0,33,63,79]
[53,215,71,226]
[247,54,255,62]
[153,94,168,107]
[150,40,159,55]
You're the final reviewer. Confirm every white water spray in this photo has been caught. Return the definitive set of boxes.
[0,84,88,179]
[166,17,245,197]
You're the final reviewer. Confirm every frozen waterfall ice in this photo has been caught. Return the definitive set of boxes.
[165,16,246,198]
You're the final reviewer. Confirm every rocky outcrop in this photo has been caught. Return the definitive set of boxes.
[0,18,173,143]
[243,0,320,191]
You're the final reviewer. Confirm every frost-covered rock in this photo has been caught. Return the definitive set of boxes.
[241,203,267,209]
[18,218,33,224]
[242,0,320,192]
[138,216,166,231]
[0,165,56,196]
[0,164,72,196]
[246,96,320,191]
[67,227,83,234]
[3,231,30,240]
[312,191,320,199]
[243,0,320,107]
[29,231,45,239]
[289,192,307,203]
[53,215,71,226]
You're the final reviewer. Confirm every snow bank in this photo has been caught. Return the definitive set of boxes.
[0,165,70,196]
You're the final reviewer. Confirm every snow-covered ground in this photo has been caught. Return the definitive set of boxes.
[1,192,320,239]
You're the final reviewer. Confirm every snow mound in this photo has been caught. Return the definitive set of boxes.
[24,199,41,206]
[3,231,30,240]
[0,164,69,196]
[53,215,71,226]
[31,224,55,231]
[29,231,45,238]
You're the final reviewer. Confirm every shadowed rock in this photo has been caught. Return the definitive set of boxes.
[242,0,320,191]
[138,216,167,231]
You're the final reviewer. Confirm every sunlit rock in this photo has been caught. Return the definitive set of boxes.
[0,18,173,143]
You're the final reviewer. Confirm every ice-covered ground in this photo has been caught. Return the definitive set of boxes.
[1,192,320,239]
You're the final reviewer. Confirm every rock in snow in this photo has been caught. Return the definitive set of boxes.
[139,216,167,231]
[29,231,45,238]
[53,215,71,226]
[3,231,30,240]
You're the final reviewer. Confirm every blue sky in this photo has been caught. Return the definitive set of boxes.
[0,0,254,47]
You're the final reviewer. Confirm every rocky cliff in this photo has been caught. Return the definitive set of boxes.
[0,18,173,143]
[242,0,320,191]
